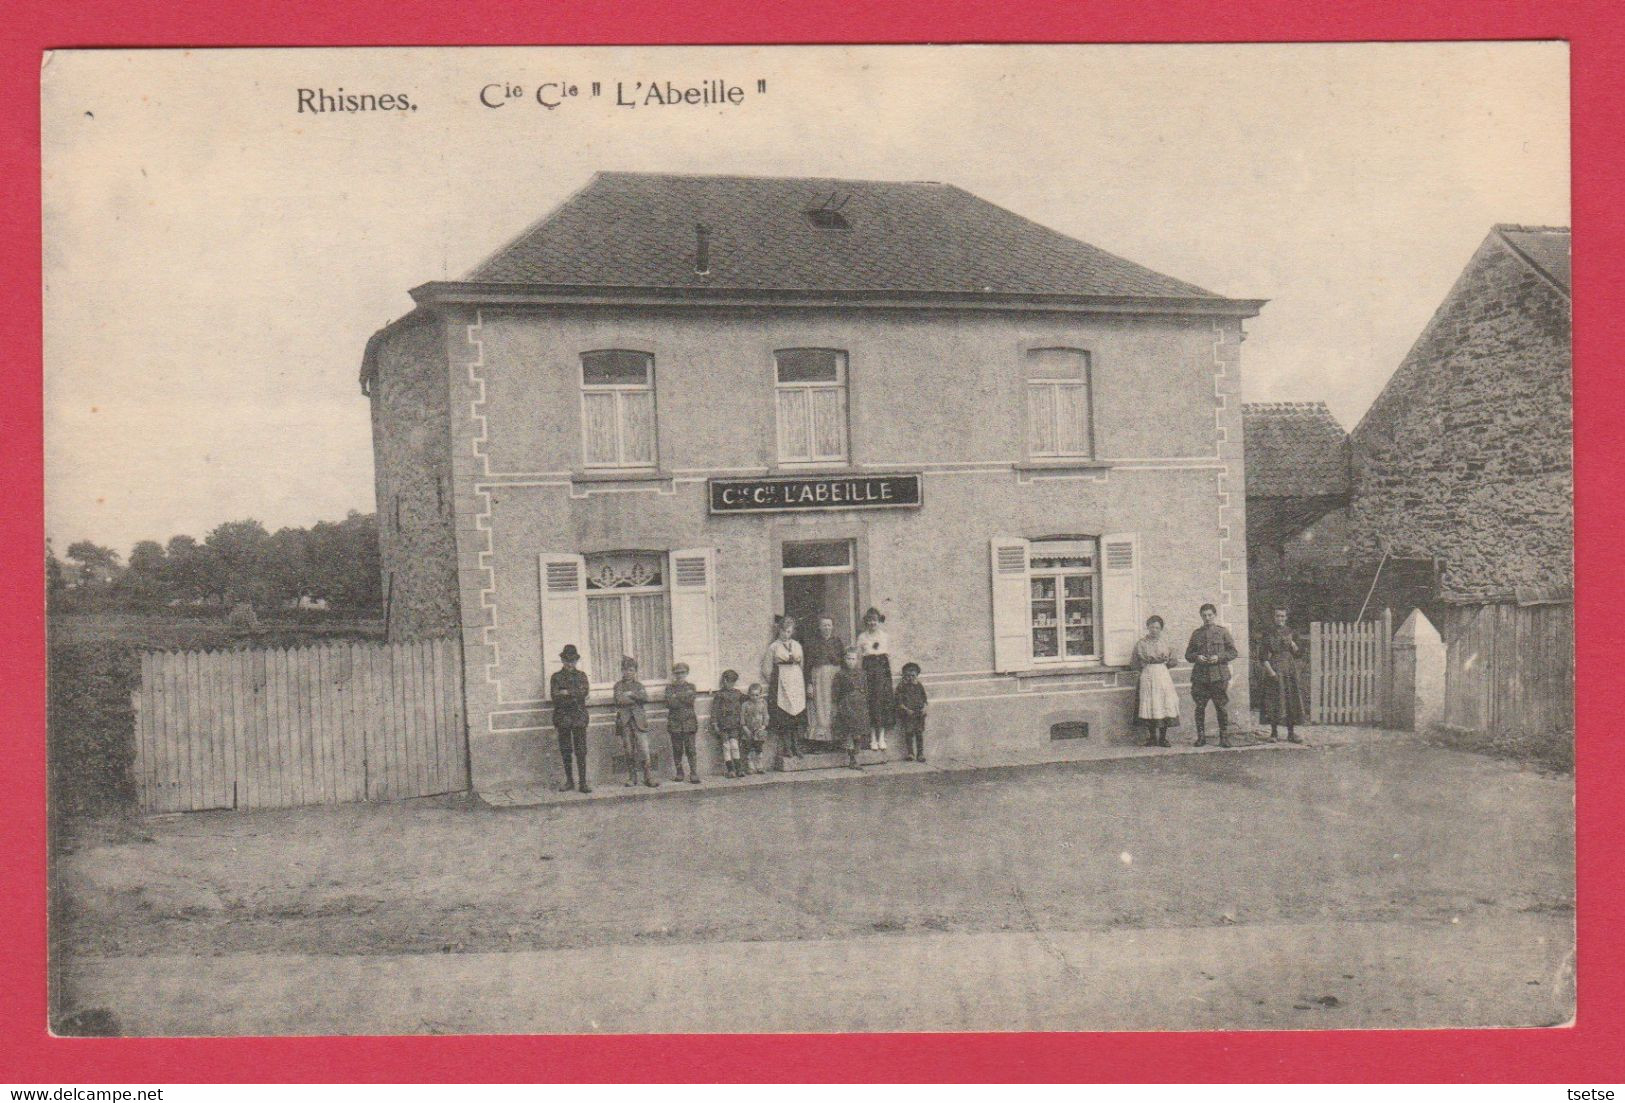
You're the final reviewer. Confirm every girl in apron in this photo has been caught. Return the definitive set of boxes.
[1132,615,1181,747]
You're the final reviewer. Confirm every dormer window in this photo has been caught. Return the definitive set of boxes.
[804,207,851,230]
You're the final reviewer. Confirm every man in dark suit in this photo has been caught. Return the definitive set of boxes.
[548,644,592,793]
[1185,603,1239,748]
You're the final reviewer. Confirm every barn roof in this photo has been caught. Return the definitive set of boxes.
[414,171,1263,310]
[1243,402,1352,499]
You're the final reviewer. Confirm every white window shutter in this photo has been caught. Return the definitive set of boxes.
[539,553,592,683]
[990,537,1032,673]
[1100,533,1142,667]
[668,548,718,690]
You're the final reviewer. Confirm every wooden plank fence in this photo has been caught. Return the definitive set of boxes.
[132,637,467,813]
[1308,610,1393,725]
[1439,601,1573,735]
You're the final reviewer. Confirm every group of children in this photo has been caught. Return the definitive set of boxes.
[585,648,929,789]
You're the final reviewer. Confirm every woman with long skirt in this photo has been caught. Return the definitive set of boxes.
[803,615,845,748]
[760,614,807,759]
[855,607,896,752]
[1258,606,1306,744]
[1132,615,1181,747]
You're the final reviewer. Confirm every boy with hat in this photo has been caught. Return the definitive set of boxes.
[666,661,700,784]
[895,662,929,762]
[547,644,592,793]
[613,656,659,788]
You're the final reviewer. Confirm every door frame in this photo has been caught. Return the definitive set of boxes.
[770,522,872,641]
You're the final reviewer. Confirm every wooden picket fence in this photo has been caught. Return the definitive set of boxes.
[132,637,468,813]
[1308,611,1393,725]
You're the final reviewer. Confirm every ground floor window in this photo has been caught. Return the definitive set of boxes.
[585,551,670,682]
[993,533,1136,672]
[1028,539,1099,661]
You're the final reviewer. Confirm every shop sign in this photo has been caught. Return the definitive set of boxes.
[708,473,923,514]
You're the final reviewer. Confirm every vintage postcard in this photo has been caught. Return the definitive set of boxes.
[42,43,1572,1036]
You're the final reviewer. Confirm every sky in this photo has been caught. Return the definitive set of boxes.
[42,43,1570,556]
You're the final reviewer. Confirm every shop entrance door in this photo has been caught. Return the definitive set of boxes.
[782,539,857,750]
[781,539,858,645]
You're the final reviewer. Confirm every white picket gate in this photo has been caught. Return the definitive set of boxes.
[1308,611,1393,725]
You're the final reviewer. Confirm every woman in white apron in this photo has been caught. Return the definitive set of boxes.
[1132,614,1181,748]
[760,615,807,759]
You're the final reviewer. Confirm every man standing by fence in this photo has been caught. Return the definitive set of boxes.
[1186,603,1239,748]
[549,644,592,793]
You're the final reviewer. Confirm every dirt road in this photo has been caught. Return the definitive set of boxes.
[52,735,1574,1033]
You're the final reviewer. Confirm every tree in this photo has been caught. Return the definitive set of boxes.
[64,541,121,589]
[307,511,381,609]
[265,526,314,607]
[202,520,273,608]
[46,540,66,607]
[162,535,209,604]
[118,540,169,608]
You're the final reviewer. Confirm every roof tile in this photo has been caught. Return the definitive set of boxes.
[1244,402,1351,498]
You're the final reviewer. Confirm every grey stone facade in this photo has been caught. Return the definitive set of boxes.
[363,312,461,640]
[1349,226,1572,603]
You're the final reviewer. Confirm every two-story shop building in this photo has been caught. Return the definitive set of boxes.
[362,171,1264,792]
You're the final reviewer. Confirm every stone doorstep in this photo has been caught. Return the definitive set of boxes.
[477,726,1373,809]
[774,748,893,772]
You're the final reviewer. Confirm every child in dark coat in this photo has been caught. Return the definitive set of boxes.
[895,662,929,762]
[710,669,747,778]
[666,661,700,783]
[833,646,871,770]
[613,657,659,788]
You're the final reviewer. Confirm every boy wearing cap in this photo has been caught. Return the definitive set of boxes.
[613,656,659,788]
[548,644,592,793]
[895,662,929,762]
[666,662,700,784]
[710,669,747,778]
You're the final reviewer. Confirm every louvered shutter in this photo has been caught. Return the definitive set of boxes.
[991,537,1032,673]
[539,553,592,683]
[1100,533,1142,667]
[668,547,718,690]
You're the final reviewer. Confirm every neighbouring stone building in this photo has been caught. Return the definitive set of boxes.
[362,171,1264,792]
[1242,402,1354,634]
[1349,224,1572,736]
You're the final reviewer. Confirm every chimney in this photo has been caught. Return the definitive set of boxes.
[694,223,711,275]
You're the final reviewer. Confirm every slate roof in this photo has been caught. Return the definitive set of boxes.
[457,171,1227,300]
[1243,402,1352,499]
[1494,224,1570,296]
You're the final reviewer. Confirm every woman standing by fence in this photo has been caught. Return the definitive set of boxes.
[1259,607,1305,743]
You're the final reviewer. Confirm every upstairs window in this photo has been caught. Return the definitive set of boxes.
[581,350,657,469]
[775,348,849,464]
[1025,348,1094,459]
